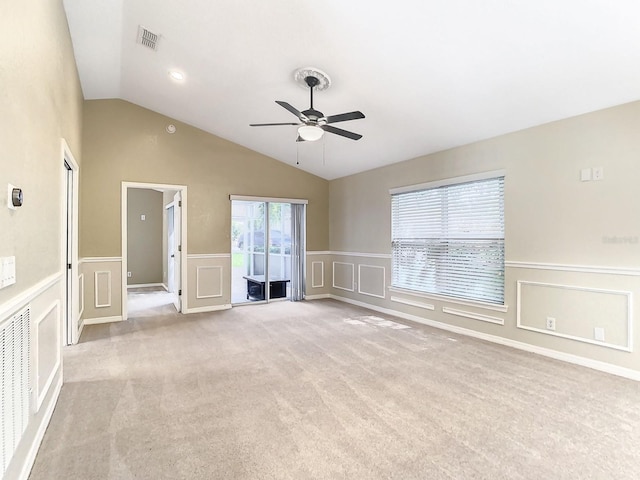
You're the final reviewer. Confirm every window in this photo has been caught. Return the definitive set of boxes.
[391,172,505,304]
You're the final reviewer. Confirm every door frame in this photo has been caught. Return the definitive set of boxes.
[170,191,181,311]
[165,202,176,296]
[229,195,307,304]
[121,182,188,320]
[61,139,80,345]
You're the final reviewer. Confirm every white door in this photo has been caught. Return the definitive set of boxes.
[167,204,175,295]
[172,192,182,311]
[64,161,75,344]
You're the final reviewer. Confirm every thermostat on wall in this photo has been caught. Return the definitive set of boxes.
[8,184,23,209]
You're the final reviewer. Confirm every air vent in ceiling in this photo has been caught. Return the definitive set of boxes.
[137,25,159,51]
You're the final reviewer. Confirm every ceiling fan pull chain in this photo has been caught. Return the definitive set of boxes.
[323,135,326,166]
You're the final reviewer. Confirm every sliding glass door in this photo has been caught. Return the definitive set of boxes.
[231,199,303,304]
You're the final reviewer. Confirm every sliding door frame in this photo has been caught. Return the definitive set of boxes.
[230,195,307,304]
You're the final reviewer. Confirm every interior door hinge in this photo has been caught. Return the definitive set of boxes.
[67,263,72,270]
[178,289,182,296]
[178,200,182,207]
[178,245,182,252]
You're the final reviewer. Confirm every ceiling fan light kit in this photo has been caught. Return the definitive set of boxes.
[298,125,324,141]
[250,67,364,142]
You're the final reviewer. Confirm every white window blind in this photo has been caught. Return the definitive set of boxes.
[391,175,505,304]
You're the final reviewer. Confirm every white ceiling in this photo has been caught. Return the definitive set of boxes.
[63,0,640,180]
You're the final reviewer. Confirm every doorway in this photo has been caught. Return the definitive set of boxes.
[62,139,79,345]
[121,182,187,320]
[165,191,181,311]
[231,197,306,304]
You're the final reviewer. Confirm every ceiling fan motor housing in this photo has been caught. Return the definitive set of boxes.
[302,108,325,124]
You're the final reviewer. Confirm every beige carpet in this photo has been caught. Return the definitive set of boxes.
[30,299,640,479]
[127,286,176,317]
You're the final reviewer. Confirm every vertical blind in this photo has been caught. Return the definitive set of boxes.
[391,175,505,304]
[290,203,306,301]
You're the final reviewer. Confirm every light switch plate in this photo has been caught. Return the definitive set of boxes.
[580,168,592,182]
[0,256,16,288]
[594,327,605,342]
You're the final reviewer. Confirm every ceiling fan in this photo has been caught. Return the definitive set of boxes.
[250,70,365,142]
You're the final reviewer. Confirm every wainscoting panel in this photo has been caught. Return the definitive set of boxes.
[517,281,631,351]
[305,252,330,298]
[35,301,60,409]
[196,266,223,299]
[80,258,123,323]
[358,264,385,298]
[442,306,504,325]
[390,296,435,311]
[0,274,63,480]
[94,271,112,308]
[78,273,84,318]
[333,262,355,292]
[311,261,324,288]
[186,254,230,313]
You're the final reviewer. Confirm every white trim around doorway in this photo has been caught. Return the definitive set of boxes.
[61,138,80,345]
[121,182,188,320]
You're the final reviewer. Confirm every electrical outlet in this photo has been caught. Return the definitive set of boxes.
[127,271,132,278]
[593,167,604,181]
[594,327,605,342]
[546,317,556,331]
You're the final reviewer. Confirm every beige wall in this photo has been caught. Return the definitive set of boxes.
[80,99,329,316]
[328,100,640,374]
[80,99,329,257]
[127,188,163,285]
[0,0,83,305]
[0,0,83,478]
[331,101,640,266]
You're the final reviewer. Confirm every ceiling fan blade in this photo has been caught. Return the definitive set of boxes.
[325,111,365,124]
[296,135,305,142]
[250,122,301,126]
[275,101,306,120]
[321,124,363,141]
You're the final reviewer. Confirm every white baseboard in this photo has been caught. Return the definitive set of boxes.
[304,293,331,300]
[127,283,164,289]
[161,283,168,292]
[183,304,232,314]
[77,319,85,340]
[83,315,123,325]
[19,372,63,480]
[328,294,640,382]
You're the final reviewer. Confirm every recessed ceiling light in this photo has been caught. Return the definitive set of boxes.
[169,70,184,81]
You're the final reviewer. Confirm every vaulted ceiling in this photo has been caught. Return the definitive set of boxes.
[63,0,640,180]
